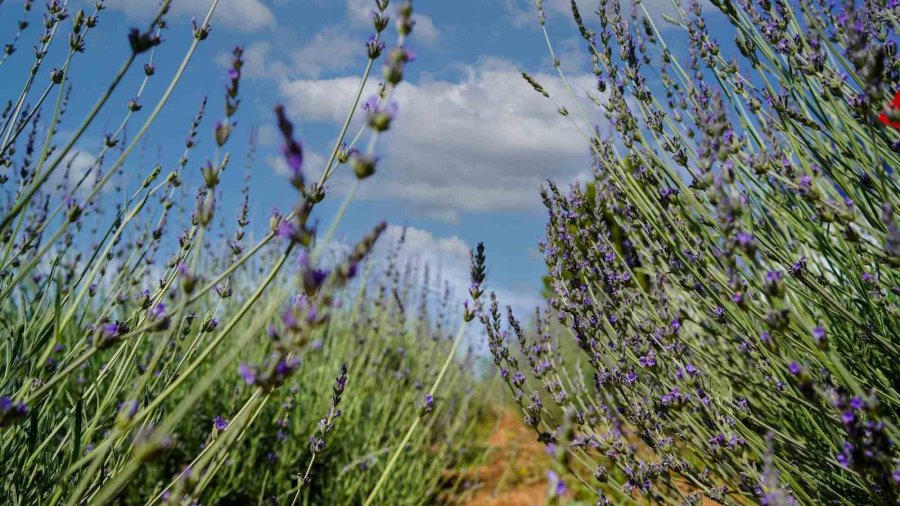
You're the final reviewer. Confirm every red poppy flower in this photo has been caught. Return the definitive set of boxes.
[879,90,900,128]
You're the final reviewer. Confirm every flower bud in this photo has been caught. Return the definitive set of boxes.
[366,35,385,59]
[143,165,162,188]
[192,17,211,40]
[65,198,82,222]
[214,121,232,147]
[73,10,85,34]
[200,161,220,188]
[128,28,161,54]
[373,11,389,33]
[179,264,197,294]
[350,152,377,180]
[419,394,434,416]
[197,192,215,227]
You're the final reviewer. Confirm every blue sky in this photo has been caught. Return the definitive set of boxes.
[0,0,697,312]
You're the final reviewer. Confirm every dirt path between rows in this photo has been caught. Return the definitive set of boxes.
[463,410,550,506]
[459,409,724,506]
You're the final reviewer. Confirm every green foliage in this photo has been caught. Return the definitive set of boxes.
[0,1,490,504]
[485,0,900,504]
[0,251,486,505]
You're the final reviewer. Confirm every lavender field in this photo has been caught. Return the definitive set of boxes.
[0,0,898,504]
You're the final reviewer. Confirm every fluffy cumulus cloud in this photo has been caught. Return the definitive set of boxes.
[48,150,100,199]
[108,0,275,32]
[381,225,471,291]
[288,26,361,78]
[367,225,543,330]
[280,57,601,222]
[409,14,440,45]
[346,0,439,45]
[346,0,376,26]
[280,76,379,123]
[234,29,361,81]
[219,31,360,84]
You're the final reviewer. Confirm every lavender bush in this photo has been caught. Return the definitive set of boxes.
[0,1,489,504]
[485,0,900,504]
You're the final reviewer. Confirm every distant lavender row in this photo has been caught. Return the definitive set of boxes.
[486,0,900,504]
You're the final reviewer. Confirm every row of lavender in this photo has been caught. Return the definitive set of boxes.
[0,1,489,504]
[485,0,900,504]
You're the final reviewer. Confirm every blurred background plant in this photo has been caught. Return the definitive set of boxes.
[484,0,900,504]
[0,0,499,504]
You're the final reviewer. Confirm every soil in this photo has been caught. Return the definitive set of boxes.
[462,410,550,506]
[456,409,724,506]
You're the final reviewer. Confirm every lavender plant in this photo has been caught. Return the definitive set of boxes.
[0,1,488,504]
[484,0,900,504]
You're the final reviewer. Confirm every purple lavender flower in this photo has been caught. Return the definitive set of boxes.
[299,251,329,294]
[420,393,435,416]
[274,105,304,191]
[276,220,298,241]
[639,350,656,368]
[0,396,28,427]
[812,326,827,348]
[118,400,139,421]
[239,363,256,385]
[363,95,398,132]
[95,322,128,349]
[547,470,567,496]
[713,306,726,321]
[735,230,754,248]
[149,303,165,320]
[366,35,384,60]
[212,416,228,430]
[789,257,808,277]
[274,356,301,378]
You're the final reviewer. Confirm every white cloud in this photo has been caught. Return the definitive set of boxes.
[226,27,361,81]
[289,26,361,78]
[370,225,543,340]
[411,14,440,45]
[215,1,437,81]
[108,0,275,32]
[554,36,590,74]
[383,225,471,286]
[50,150,99,199]
[346,0,439,45]
[257,123,279,147]
[280,57,600,222]
[230,42,283,80]
[346,0,374,26]
[280,76,379,123]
